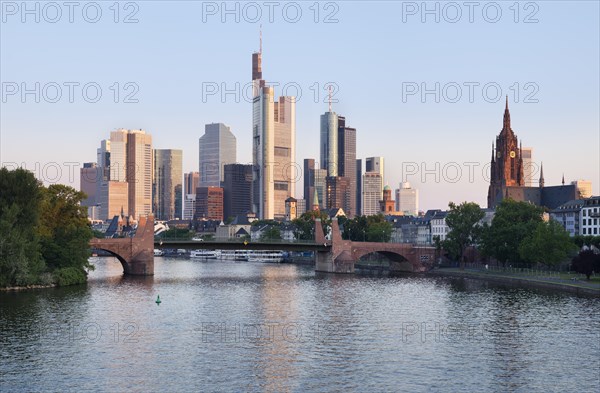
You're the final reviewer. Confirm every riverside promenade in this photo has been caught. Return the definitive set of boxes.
[429,265,600,297]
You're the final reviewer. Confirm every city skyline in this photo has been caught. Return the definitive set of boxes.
[1,2,599,211]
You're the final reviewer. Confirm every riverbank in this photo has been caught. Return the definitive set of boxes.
[0,283,57,292]
[428,268,600,297]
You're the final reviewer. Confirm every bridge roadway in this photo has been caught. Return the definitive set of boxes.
[155,239,331,252]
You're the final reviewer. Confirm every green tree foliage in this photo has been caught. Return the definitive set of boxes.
[292,211,331,241]
[0,169,94,287]
[366,215,392,242]
[519,220,577,267]
[571,249,600,280]
[573,235,600,248]
[342,215,368,241]
[160,228,193,240]
[0,168,44,286]
[260,226,282,241]
[480,199,544,266]
[38,185,93,284]
[442,202,484,269]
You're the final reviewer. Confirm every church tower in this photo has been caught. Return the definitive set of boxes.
[487,97,525,207]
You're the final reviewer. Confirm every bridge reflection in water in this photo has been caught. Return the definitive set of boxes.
[90,216,436,276]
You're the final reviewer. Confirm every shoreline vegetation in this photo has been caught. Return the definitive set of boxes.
[0,168,93,289]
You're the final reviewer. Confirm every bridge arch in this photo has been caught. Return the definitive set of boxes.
[91,247,130,274]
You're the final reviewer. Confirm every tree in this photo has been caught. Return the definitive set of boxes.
[0,168,45,287]
[261,226,281,241]
[38,185,93,284]
[366,221,392,242]
[292,211,331,241]
[480,199,543,267]
[519,220,578,268]
[342,215,368,241]
[442,201,484,269]
[571,249,600,280]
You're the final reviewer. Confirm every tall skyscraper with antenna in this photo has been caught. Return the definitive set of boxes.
[252,29,296,220]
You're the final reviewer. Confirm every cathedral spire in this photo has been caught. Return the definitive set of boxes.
[491,142,495,163]
[503,95,511,131]
[539,162,545,188]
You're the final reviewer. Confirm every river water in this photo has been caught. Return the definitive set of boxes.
[1,257,599,392]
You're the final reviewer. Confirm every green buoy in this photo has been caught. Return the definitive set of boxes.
[155,295,161,305]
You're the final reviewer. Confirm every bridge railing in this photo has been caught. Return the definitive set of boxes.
[154,237,320,245]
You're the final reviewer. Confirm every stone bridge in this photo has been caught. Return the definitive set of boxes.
[89,215,155,275]
[314,218,436,274]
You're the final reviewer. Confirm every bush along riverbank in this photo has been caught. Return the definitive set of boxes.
[0,168,93,290]
[428,266,600,297]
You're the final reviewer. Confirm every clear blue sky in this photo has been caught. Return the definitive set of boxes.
[1,1,598,210]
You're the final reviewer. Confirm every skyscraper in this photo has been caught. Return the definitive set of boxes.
[320,111,338,176]
[251,34,296,219]
[184,172,200,195]
[153,149,183,220]
[223,164,253,220]
[314,168,327,209]
[127,130,153,219]
[396,182,419,216]
[356,159,362,216]
[366,157,384,193]
[195,186,224,221]
[199,123,236,188]
[303,159,315,213]
[80,162,100,219]
[363,172,383,216]
[109,129,128,182]
[338,117,357,217]
[320,110,357,216]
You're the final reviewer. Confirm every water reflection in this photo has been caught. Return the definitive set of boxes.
[1,256,598,392]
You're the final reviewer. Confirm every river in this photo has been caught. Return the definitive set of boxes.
[1,256,599,392]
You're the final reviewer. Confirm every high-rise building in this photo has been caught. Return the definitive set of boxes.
[109,129,128,182]
[223,164,253,220]
[183,194,196,220]
[314,168,327,209]
[96,139,110,181]
[153,149,183,220]
[366,157,384,192]
[80,162,101,219]
[356,159,362,216]
[572,180,592,199]
[320,111,357,216]
[97,181,128,220]
[303,159,315,212]
[521,147,534,186]
[320,111,338,176]
[251,35,296,219]
[199,123,236,188]
[127,130,153,219]
[184,172,200,195]
[338,117,357,217]
[296,199,306,215]
[363,172,383,216]
[396,182,419,216]
[195,186,224,221]
[326,176,350,214]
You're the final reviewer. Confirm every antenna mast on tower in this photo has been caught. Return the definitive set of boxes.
[328,84,332,112]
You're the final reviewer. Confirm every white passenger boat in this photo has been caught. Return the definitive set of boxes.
[247,250,284,263]
[220,250,249,261]
[190,250,219,259]
[154,249,164,256]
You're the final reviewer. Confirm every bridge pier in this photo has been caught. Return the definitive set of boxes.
[90,215,155,276]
